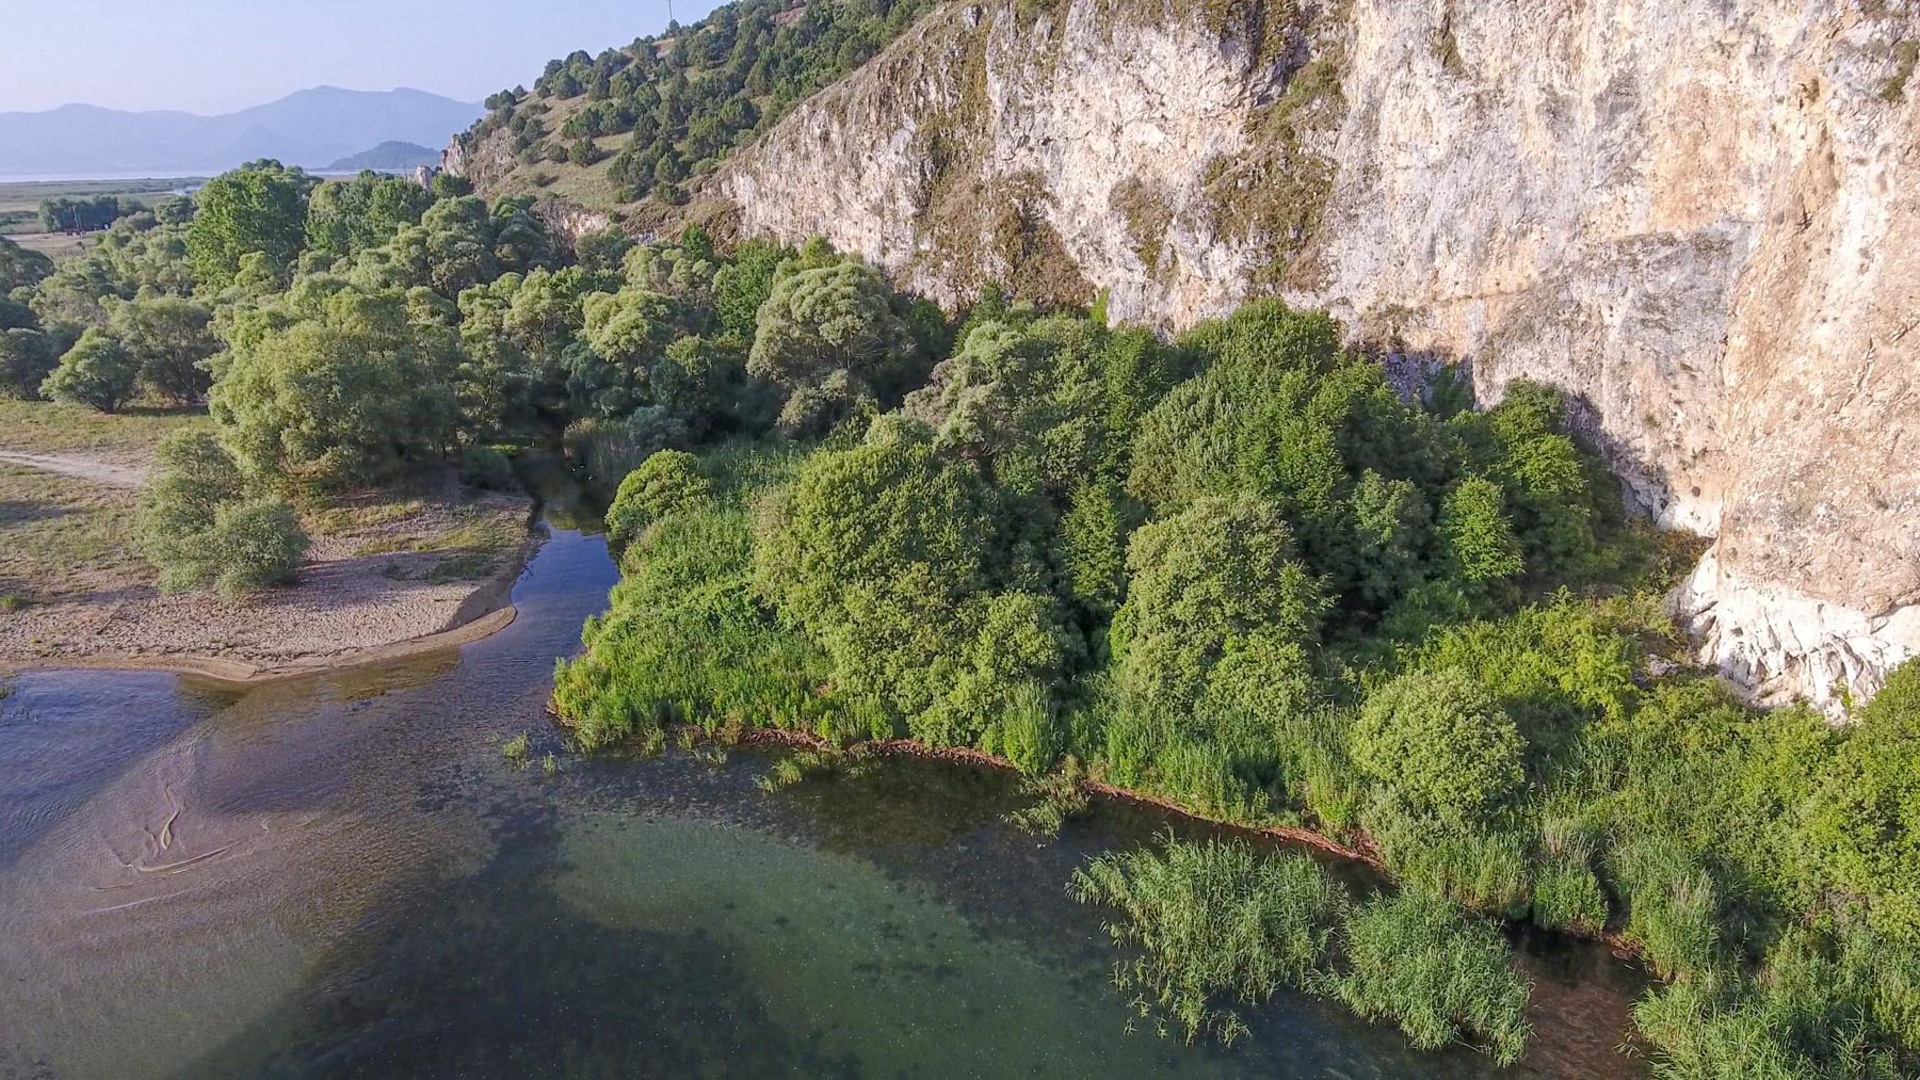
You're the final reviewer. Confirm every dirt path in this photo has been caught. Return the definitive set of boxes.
[0,451,148,488]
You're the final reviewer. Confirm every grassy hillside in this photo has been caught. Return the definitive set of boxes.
[451,0,940,228]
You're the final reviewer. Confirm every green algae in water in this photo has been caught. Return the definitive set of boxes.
[551,812,1227,1079]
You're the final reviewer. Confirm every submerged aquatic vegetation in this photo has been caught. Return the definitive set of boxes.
[1006,758,1092,837]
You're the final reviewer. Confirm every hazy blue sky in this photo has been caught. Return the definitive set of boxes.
[0,0,726,114]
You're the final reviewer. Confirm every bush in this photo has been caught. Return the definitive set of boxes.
[137,431,308,595]
[1070,837,1347,1045]
[459,444,518,491]
[137,432,246,590]
[1805,657,1920,942]
[1110,495,1326,717]
[208,498,309,595]
[1351,669,1526,828]
[0,328,56,399]
[1330,889,1533,1066]
[41,328,138,412]
[605,449,713,546]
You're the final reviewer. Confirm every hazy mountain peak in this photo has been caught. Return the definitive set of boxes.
[0,87,482,177]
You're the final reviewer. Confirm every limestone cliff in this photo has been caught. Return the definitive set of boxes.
[712,0,1920,713]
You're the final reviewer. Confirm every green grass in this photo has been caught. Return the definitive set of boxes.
[0,462,147,604]
[1069,837,1349,1046]
[1330,888,1533,1066]
[501,731,531,764]
[0,400,211,457]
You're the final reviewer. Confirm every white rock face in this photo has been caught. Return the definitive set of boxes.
[715,0,1920,714]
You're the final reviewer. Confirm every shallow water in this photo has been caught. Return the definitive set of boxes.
[0,527,1648,1079]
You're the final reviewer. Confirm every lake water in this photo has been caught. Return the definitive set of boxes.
[0,527,1648,1079]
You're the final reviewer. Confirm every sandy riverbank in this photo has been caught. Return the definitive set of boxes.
[0,451,542,683]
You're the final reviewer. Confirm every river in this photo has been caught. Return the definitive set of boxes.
[0,525,1648,1079]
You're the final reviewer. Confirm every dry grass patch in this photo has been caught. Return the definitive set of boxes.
[0,400,211,459]
[0,463,147,607]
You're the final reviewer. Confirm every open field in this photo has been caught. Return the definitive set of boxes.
[0,177,205,252]
[8,232,93,259]
[0,400,212,461]
[0,175,201,217]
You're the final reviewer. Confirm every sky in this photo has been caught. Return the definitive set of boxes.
[0,0,727,114]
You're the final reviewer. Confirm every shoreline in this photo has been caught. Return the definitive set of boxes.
[659,723,1645,961]
[0,531,541,689]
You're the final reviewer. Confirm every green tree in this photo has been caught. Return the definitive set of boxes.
[107,296,217,404]
[210,289,458,489]
[574,227,636,272]
[306,172,432,257]
[605,449,714,545]
[187,161,314,291]
[0,328,56,399]
[1351,669,1526,827]
[40,328,138,411]
[747,260,914,436]
[712,237,788,338]
[1110,496,1326,716]
[0,235,54,293]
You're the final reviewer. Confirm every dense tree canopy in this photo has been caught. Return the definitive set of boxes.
[209,288,460,489]
[187,161,317,290]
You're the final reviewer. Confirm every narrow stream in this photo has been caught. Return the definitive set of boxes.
[0,525,1647,1079]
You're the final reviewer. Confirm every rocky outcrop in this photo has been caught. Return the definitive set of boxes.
[713,0,1920,713]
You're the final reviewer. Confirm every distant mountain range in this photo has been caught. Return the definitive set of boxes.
[0,87,482,178]
[327,141,442,172]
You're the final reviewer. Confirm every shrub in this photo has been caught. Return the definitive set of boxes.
[605,449,713,546]
[208,498,308,595]
[137,432,247,590]
[1351,668,1526,828]
[459,444,518,491]
[41,328,138,412]
[0,328,56,399]
[1330,888,1533,1066]
[1071,837,1348,1044]
[1805,657,1920,942]
[1110,495,1326,716]
[137,432,308,595]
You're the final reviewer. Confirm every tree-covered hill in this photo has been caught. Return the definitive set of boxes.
[447,0,939,227]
